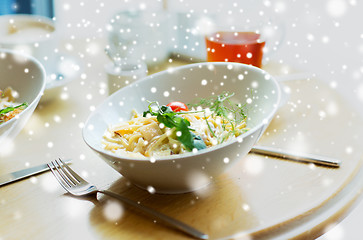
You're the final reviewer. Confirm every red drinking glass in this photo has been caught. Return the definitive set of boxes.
[205,31,266,68]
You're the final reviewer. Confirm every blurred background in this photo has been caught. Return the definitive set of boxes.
[53,0,363,117]
[1,0,362,239]
[3,0,359,113]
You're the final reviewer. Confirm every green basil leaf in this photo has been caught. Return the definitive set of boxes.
[144,102,206,152]
[191,133,207,150]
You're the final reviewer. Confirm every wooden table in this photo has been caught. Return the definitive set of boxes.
[1,44,363,239]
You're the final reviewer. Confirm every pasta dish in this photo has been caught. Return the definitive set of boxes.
[102,92,248,158]
[0,87,27,125]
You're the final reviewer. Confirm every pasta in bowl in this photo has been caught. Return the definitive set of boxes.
[83,62,281,193]
[103,93,249,158]
[0,87,28,125]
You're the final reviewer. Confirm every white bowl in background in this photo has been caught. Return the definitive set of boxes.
[0,15,79,103]
[0,14,58,78]
[0,49,46,150]
[41,54,81,103]
[83,62,281,194]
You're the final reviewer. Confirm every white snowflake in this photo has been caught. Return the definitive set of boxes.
[326,0,348,18]
[103,200,124,221]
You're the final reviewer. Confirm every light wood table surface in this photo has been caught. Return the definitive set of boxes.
[1,45,363,240]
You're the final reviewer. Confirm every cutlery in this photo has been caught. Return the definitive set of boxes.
[251,145,341,168]
[48,158,208,240]
[0,159,71,187]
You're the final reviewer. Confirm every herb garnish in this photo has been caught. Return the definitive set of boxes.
[143,102,206,151]
[188,92,248,143]
[0,102,28,123]
[142,92,248,152]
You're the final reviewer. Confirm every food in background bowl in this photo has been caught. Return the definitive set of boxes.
[103,92,248,158]
[0,87,28,125]
[0,49,46,150]
[83,62,281,193]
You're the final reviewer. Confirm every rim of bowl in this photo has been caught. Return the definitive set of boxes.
[83,62,282,162]
[0,49,46,129]
[0,14,56,45]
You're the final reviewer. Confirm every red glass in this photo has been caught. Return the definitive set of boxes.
[205,31,266,68]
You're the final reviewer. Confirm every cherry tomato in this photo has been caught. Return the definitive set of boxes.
[167,101,189,112]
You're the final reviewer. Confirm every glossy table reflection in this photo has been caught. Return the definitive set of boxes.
[1,43,363,239]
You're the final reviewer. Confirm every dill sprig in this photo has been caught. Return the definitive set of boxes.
[188,92,248,143]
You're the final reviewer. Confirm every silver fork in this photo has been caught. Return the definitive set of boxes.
[48,158,208,240]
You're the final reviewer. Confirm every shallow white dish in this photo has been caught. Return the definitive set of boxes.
[83,62,281,193]
[41,54,80,103]
[0,49,46,150]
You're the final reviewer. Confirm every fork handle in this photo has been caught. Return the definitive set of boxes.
[98,190,208,240]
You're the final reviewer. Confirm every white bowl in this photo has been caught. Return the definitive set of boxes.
[0,49,46,150]
[41,54,81,103]
[83,62,281,193]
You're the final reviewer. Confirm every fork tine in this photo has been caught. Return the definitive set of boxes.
[54,158,79,185]
[47,161,72,190]
[52,160,76,186]
[55,158,85,184]
[53,158,82,187]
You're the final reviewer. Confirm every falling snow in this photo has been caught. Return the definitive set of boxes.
[103,200,124,221]
[0,0,362,239]
[326,0,348,18]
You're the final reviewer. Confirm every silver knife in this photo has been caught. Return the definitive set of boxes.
[250,145,341,168]
[0,159,71,187]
